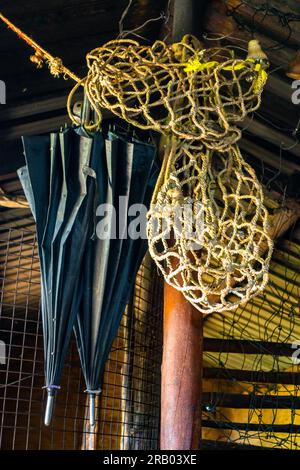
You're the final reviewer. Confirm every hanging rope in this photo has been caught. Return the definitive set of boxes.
[0,12,81,83]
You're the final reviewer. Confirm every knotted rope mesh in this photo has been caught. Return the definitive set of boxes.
[68,36,273,313]
[81,38,267,150]
[147,139,273,314]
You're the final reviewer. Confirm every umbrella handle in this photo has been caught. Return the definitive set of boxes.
[44,387,56,426]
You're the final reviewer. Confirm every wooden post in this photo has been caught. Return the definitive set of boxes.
[172,0,207,41]
[161,284,203,450]
[160,0,207,450]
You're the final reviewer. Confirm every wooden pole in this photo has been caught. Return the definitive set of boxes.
[159,0,207,451]
[161,283,203,450]
[172,0,206,41]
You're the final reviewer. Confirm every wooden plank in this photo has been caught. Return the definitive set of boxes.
[203,421,300,434]
[202,439,267,450]
[203,368,300,385]
[203,338,295,357]
[202,392,300,409]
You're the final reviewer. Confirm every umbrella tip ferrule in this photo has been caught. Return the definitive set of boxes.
[86,389,101,428]
[89,394,96,428]
[43,385,60,426]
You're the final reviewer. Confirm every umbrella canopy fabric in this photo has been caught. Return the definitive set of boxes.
[18,126,158,426]
[74,131,158,426]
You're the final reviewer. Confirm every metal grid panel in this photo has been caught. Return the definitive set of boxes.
[0,227,162,449]
[202,224,300,449]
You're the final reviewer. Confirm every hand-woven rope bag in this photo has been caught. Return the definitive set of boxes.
[147,139,273,314]
[66,36,273,313]
[80,38,267,150]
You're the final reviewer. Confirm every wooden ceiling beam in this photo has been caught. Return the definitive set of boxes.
[0,94,77,122]
[266,75,294,103]
[239,138,300,176]
[0,114,70,141]
[240,118,300,158]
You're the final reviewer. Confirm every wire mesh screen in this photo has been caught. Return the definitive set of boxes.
[202,223,300,450]
[0,227,162,450]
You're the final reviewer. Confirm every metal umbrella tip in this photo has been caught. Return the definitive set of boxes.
[44,388,55,426]
[89,393,96,428]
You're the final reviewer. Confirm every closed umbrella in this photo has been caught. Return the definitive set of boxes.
[18,125,158,428]
[18,127,105,425]
[74,130,158,426]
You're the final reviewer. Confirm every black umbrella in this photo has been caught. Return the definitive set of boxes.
[18,126,158,427]
[18,127,106,425]
[74,130,158,426]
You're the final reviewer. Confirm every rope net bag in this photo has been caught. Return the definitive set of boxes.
[147,139,273,314]
[76,35,272,313]
[78,37,268,150]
